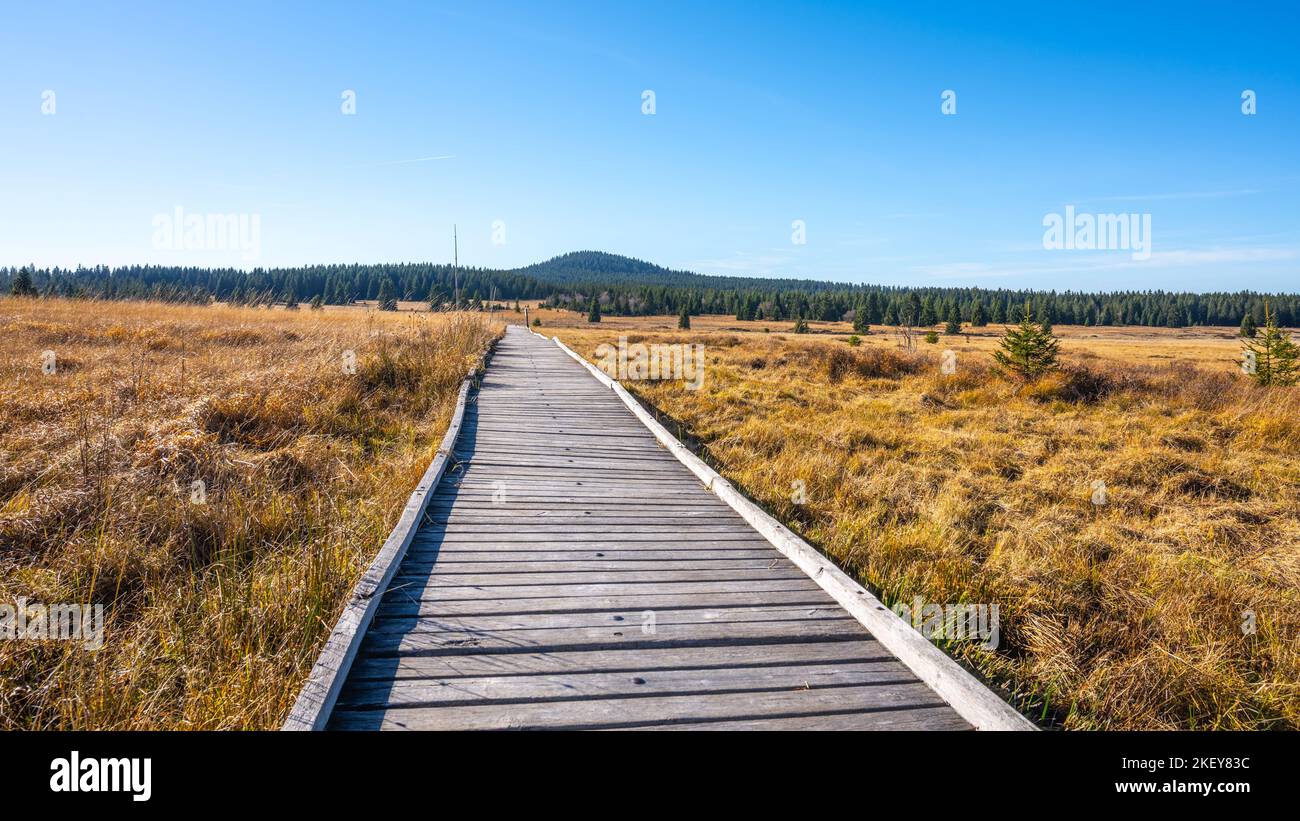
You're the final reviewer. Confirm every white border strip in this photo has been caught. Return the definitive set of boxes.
[545,331,1035,731]
[282,344,494,731]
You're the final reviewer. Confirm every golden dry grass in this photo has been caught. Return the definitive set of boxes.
[551,316,1300,730]
[0,297,498,729]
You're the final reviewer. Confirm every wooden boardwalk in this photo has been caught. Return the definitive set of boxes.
[326,326,973,730]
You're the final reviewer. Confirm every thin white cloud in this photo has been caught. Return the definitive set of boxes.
[1088,189,1259,203]
[364,155,456,167]
[1140,247,1299,266]
[911,245,1299,281]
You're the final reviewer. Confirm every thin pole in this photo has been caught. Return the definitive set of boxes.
[453,225,459,309]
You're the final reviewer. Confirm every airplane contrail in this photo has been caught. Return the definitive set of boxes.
[368,155,456,167]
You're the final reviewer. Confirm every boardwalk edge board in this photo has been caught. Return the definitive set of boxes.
[543,330,1036,732]
[281,338,499,731]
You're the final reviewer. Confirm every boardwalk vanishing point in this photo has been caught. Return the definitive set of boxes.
[286,325,1033,731]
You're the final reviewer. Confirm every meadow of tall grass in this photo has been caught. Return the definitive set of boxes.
[555,325,1300,729]
[0,297,497,729]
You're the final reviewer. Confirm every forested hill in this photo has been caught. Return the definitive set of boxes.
[516,251,846,291]
[2,253,1298,329]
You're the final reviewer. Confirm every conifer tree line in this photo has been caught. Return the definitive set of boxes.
[3,262,1297,329]
[542,282,1300,329]
[0,263,547,308]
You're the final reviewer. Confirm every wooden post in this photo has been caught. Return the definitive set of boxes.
[524,306,529,328]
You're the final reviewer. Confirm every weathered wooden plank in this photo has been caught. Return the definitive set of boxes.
[417,524,761,535]
[429,495,730,507]
[436,482,712,492]
[379,580,827,604]
[463,431,661,440]
[451,468,702,480]
[328,682,953,730]
[445,475,705,486]
[618,707,973,731]
[432,488,714,497]
[400,559,797,575]
[420,522,753,535]
[345,640,893,681]
[405,548,784,562]
[359,618,866,657]
[453,457,685,469]
[460,427,671,436]
[425,505,733,517]
[421,514,744,526]
[450,471,698,483]
[401,569,812,588]
[420,511,749,524]
[458,427,655,440]
[427,492,725,506]
[408,535,769,548]
[450,455,683,469]
[337,661,921,709]
[456,440,658,450]
[457,438,668,451]
[376,589,838,618]
[452,446,683,458]
[368,604,849,635]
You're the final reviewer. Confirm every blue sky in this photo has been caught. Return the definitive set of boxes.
[2,0,1297,292]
